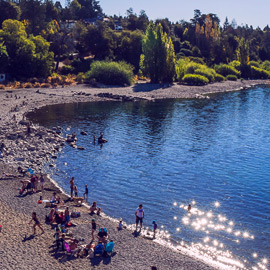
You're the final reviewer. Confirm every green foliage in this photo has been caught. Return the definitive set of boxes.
[0,19,53,78]
[182,74,209,85]
[249,60,260,68]
[140,22,176,83]
[0,1,21,26]
[76,72,85,83]
[215,64,240,77]
[71,58,93,74]
[229,60,241,71]
[61,65,74,75]
[226,75,238,81]
[215,74,226,82]
[86,61,134,86]
[237,38,249,66]
[250,66,269,79]
[194,68,215,82]
[176,59,218,84]
[261,61,270,71]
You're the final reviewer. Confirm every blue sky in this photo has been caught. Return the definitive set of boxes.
[98,0,270,28]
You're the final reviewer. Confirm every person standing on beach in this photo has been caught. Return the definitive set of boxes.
[29,212,44,235]
[70,177,74,198]
[135,204,144,231]
[40,174,45,191]
[83,184,88,201]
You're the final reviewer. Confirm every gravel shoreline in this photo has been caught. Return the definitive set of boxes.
[0,80,269,270]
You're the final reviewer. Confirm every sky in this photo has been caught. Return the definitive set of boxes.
[98,0,270,29]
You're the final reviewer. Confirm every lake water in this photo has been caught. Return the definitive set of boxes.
[29,86,270,269]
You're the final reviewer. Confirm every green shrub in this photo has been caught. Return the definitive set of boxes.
[215,64,240,77]
[61,65,74,75]
[249,61,260,68]
[250,66,269,79]
[182,74,209,85]
[176,58,191,81]
[185,62,201,74]
[194,68,215,83]
[215,74,226,82]
[0,84,5,90]
[86,61,134,86]
[188,56,205,65]
[226,75,238,81]
[229,61,241,71]
[76,72,86,84]
[261,60,270,72]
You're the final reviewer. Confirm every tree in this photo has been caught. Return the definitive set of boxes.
[0,42,9,73]
[237,37,249,66]
[140,22,176,83]
[0,1,21,26]
[19,0,46,35]
[0,19,53,78]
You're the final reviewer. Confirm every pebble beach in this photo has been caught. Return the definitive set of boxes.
[0,80,268,270]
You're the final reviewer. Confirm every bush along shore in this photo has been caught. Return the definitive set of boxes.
[0,81,269,270]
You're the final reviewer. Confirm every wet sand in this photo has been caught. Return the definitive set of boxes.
[0,80,269,270]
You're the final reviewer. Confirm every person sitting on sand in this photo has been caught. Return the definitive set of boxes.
[90,201,102,215]
[48,208,55,224]
[29,212,44,235]
[50,192,57,203]
[98,228,108,244]
[94,241,104,255]
[68,239,82,257]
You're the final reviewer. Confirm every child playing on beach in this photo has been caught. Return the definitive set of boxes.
[74,185,78,197]
[29,212,44,235]
[153,220,158,238]
[65,207,70,226]
[117,219,123,230]
[83,184,88,201]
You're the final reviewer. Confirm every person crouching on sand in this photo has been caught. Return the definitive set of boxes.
[29,212,44,235]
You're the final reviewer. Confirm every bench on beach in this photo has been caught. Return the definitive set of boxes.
[73,197,84,206]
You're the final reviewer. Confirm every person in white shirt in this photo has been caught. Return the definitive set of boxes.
[135,204,144,231]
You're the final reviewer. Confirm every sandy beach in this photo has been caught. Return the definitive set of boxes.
[0,80,269,270]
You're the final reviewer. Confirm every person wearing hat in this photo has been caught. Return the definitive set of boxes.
[91,218,100,241]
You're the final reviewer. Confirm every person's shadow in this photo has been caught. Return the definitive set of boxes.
[22,234,35,242]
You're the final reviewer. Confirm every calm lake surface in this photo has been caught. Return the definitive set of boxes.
[29,86,270,269]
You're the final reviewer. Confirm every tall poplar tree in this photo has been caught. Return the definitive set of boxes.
[140,22,175,83]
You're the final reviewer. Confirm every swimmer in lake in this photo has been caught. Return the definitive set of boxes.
[187,204,191,213]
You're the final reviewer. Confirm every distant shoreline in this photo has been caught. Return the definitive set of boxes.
[0,80,269,270]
